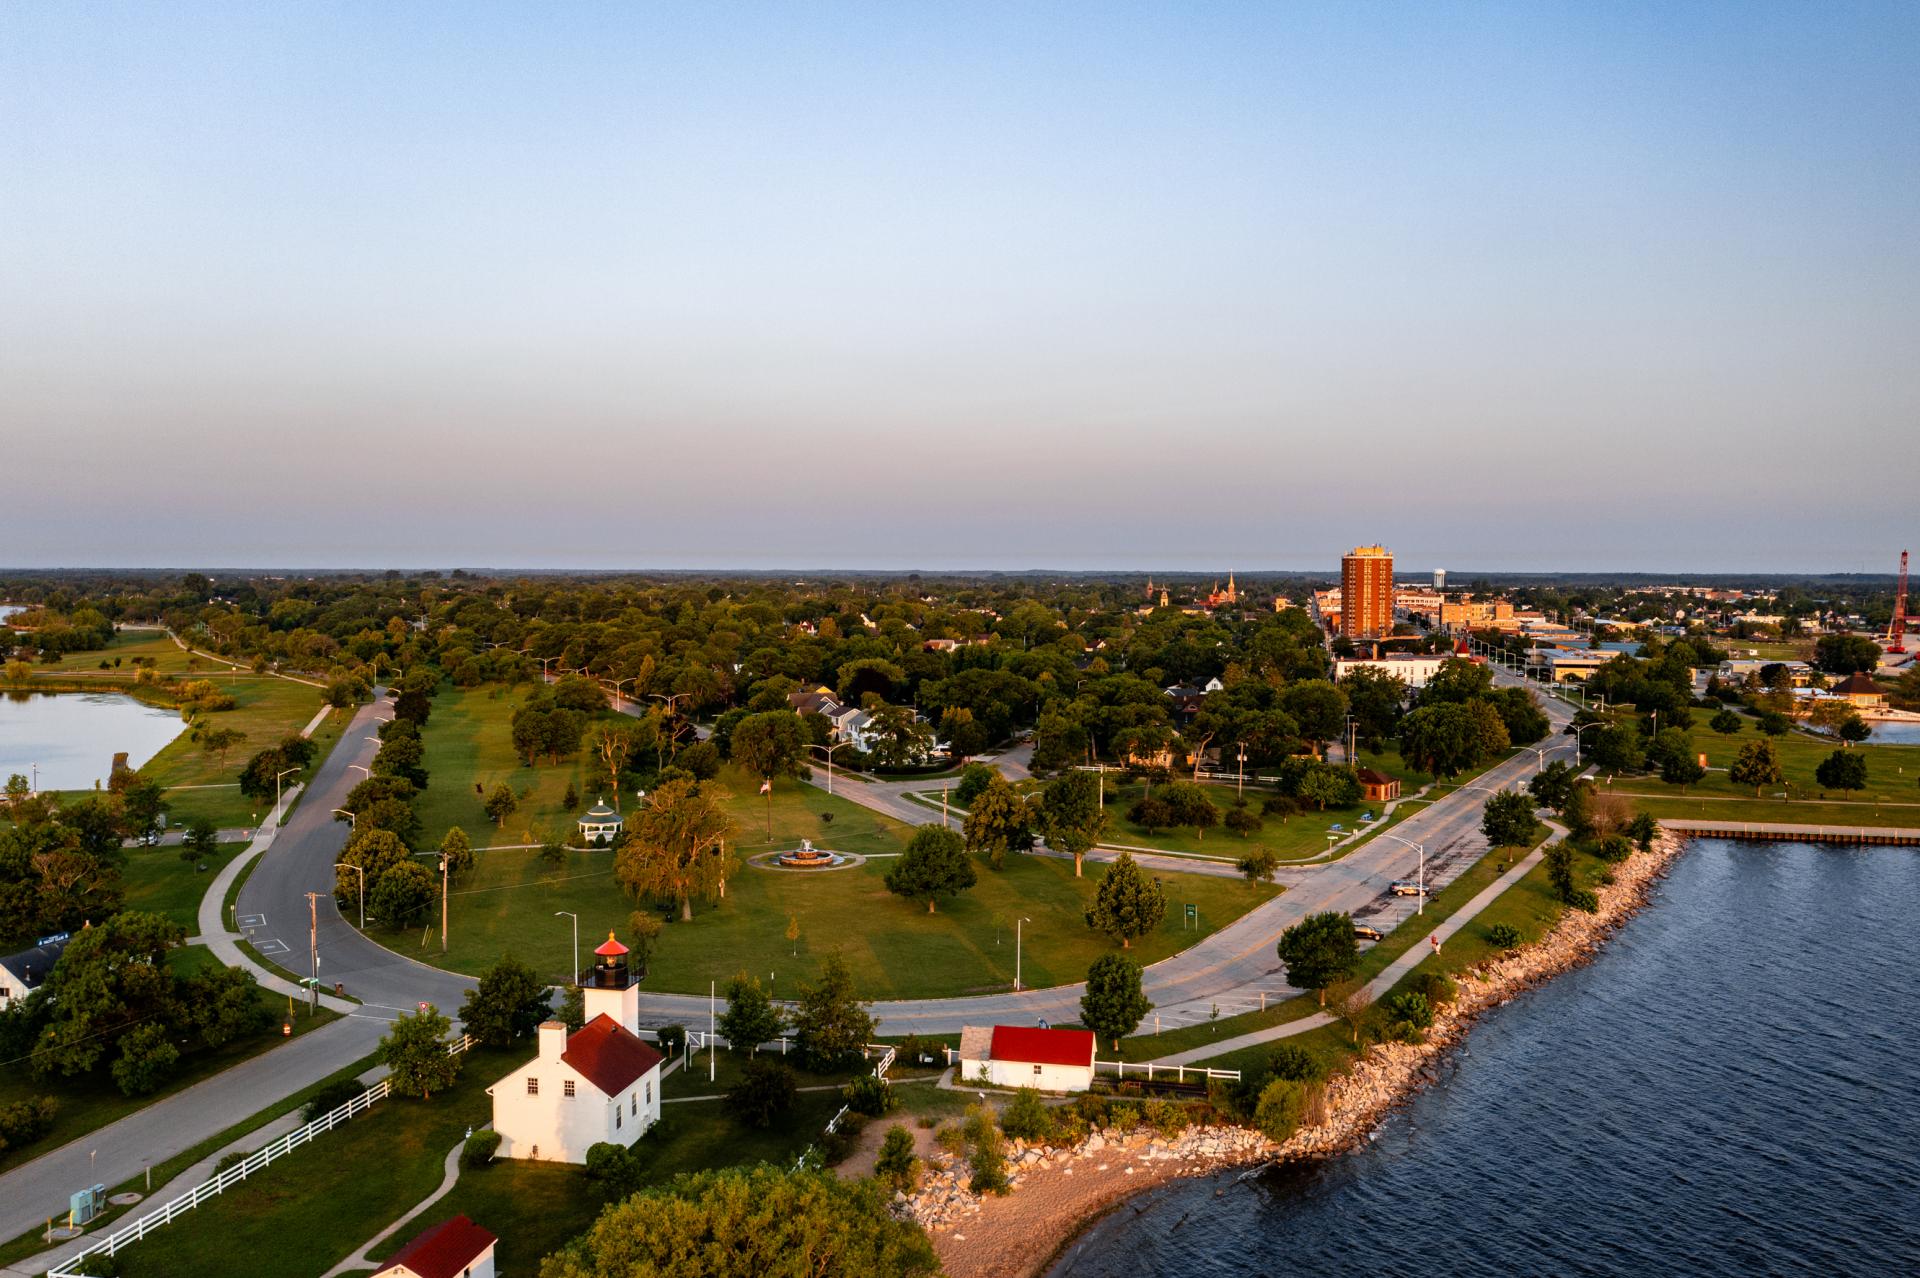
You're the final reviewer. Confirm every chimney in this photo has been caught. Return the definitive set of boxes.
[537,1020,567,1060]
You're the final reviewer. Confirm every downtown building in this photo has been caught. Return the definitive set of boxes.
[1340,545,1395,639]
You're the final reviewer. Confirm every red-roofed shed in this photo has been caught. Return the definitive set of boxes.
[962,1025,1097,1092]
[376,1214,496,1278]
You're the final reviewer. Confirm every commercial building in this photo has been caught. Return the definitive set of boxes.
[1333,654,1455,690]
[1340,546,1394,639]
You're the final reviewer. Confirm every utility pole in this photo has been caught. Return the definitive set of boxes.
[304,892,321,1013]
[439,854,449,953]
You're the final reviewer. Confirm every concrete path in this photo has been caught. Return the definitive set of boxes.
[1659,818,1920,844]
[320,1126,483,1278]
[1148,832,1557,1067]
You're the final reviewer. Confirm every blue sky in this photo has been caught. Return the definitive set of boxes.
[3,2,1915,572]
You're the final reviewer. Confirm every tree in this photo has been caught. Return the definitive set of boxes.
[719,972,786,1053]
[540,1166,941,1278]
[884,826,976,912]
[181,816,221,863]
[183,964,272,1050]
[1710,709,1744,736]
[31,911,185,1081]
[953,762,1001,808]
[198,726,246,766]
[1729,739,1785,796]
[1815,634,1883,675]
[1480,790,1537,849]
[1528,760,1577,811]
[111,1022,181,1097]
[728,1057,797,1128]
[439,826,475,882]
[378,1005,463,1099]
[1545,843,1578,903]
[729,710,807,790]
[1838,714,1873,745]
[1278,680,1348,754]
[587,722,638,810]
[372,732,429,789]
[1083,852,1166,948]
[1587,724,1645,773]
[459,955,552,1047]
[864,702,937,768]
[790,953,876,1071]
[1038,770,1107,877]
[940,706,989,760]
[482,783,518,828]
[371,860,436,929]
[1080,953,1151,1050]
[1237,848,1279,883]
[1158,780,1219,838]
[1295,764,1358,812]
[1815,749,1868,793]
[1275,912,1358,1005]
[336,827,412,910]
[964,1102,1010,1195]
[1340,666,1409,749]
[1224,805,1264,838]
[963,774,1034,870]
[615,777,739,921]
[874,1124,921,1193]
[1647,728,1705,788]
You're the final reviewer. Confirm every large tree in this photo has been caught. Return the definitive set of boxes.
[1480,790,1539,849]
[1038,770,1108,878]
[458,955,552,1048]
[1278,680,1349,755]
[378,1004,463,1099]
[615,777,738,921]
[1080,953,1151,1050]
[371,859,437,929]
[1275,911,1359,1005]
[884,826,977,913]
[587,721,638,811]
[719,971,787,1054]
[1083,852,1166,948]
[1729,739,1784,796]
[962,774,1035,870]
[729,710,808,790]
[30,911,186,1085]
[539,1166,940,1278]
[1815,749,1868,793]
[790,953,876,1072]
[1814,634,1883,676]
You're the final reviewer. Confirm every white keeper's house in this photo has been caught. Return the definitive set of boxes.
[488,931,664,1163]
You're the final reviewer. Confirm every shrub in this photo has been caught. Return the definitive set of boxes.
[1107,1101,1142,1132]
[0,1096,59,1155]
[1261,795,1301,820]
[214,1150,252,1175]
[1265,1044,1323,1083]
[963,1105,1009,1195]
[654,1024,687,1057]
[843,1073,896,1117]
[1253,1078,1308,1142]
[462,1129,501,1168]
[1486,922,1521,950]
[875,1124,921,1193]
[1237,849,1280,883]
[934,1124,967,1156]
[1143,1099,1190,1139]
[728,1058,797,1129]
[1568,888,1599,914]
[1224,806,1264,838]
[1594,834,1633,863]
[1382,990,1434,1033]
[999,1087,1054,1143]
[1408,972,1457,1006]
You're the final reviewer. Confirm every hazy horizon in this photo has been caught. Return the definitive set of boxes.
[5,3,1916,573]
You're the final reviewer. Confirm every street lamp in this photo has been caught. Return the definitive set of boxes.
[1015,916,1033,992]
[602,676,636,707]
[555,911,579,985]
[1377,831,1427,914]
[333,862,365,929]
[1569,722,1607,767]
[413,850,450,952]
[331,808,356,829]
[274,767,299,824]
[1236,743,1247,798]
[806,740,849,795]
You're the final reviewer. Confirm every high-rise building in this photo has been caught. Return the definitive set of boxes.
[1341,545,1394,639]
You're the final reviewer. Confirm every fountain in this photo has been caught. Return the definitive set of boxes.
[774,838,844,869]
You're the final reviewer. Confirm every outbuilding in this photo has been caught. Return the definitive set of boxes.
[0,935,69,1012]
[1354,768,1401,803]
[374,1214,496,1278]
[959,1025,1097,1093]
[577,799,623,847]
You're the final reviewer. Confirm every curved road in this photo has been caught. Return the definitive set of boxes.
[240,671,1572,1036]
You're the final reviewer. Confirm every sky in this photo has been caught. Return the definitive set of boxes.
[2,2,1916,574]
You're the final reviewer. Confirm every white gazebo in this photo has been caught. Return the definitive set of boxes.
[577,799,623,846]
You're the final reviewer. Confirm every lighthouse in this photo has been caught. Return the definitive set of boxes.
[583,931,640,1034]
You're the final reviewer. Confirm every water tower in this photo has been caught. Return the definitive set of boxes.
[1433,569,1447,591]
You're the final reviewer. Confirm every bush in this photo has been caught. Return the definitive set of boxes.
[1253,1078,1308,1141]
[214,1150,252,1175]
[654,1024,687,1057]
[1261,795,1301,820]
[843,1073,896,1117]
[1265,1043,1323,1083]
[728,1058,798,1128]
[934,1124,967,1156]
[1408,972,1457,1007]
[1107,1101,1141,1132]
[1486,922,1521,950]
[875,1124,921,1193]
[963,1104,1009,1195]
[1224,806,1264,838]
[999,1087,1054,1143]
[0,1096,59,1155]
[1593,834,1633,863]
[1568,888,1600,914]
[1143,1099,1190,1138]
[462,1129,501,1168]
[1382,990,1434,1033]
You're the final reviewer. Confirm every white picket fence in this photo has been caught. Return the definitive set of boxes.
[50,1034,474,1278]
[795,1043,897,1170]
[1096,1058,1238,1083]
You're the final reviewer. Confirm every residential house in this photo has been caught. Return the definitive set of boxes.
[0,936,68,1012]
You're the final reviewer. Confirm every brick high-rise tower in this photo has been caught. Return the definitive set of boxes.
[1340,545,1394,639]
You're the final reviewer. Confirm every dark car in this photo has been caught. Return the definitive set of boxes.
[1352,920,1385,942]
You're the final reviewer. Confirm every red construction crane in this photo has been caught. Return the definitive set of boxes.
[1891,549,1910,655]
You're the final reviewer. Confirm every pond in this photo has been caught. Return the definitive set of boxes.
[0,692,189,791]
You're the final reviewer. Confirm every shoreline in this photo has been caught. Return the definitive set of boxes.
[913,830,1689,1278]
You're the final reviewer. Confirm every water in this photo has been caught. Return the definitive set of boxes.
[1053,840,1920,1277]
[0,692,188,790]
[1861,720,1920,745]
[0,604,22,624]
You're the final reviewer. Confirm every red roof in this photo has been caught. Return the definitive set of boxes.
[563,1014,663,1096]
[379,1215,495,1278]
[989,1025,1096,1069]
[594,931,629,957]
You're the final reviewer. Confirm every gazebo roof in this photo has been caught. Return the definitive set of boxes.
[594,931,629,957]
[581,799,621,822]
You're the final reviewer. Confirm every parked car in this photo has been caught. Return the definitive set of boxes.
[1352,920,1385,942]
[1389,879,1426,897]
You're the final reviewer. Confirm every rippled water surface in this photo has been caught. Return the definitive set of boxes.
[1053,840,1920,1277]
[0,691,187,790]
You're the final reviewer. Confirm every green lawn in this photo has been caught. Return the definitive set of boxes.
[121,841,245,931]
[0,946,338,1176]
[395,820,1276,997]
[108,1045,530,1278]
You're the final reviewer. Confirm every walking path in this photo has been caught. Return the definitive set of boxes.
[1148,827,1559,1067]
[320,1126,484,1278]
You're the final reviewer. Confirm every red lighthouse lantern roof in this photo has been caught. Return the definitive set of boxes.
[594,932,629,957]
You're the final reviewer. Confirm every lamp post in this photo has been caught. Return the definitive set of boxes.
[412,850,450,952]
[1236,743,1247,798]
[650,692,692,759]
[807,740,848,795]
[555,911,579,986]
[602,676,636,708]
[1569,721,1606,768]
[333,862,365,929]
[331,808,356,829]
[1377,831,1427,914]
[274,767,299,824]
[1015,916,1032,991]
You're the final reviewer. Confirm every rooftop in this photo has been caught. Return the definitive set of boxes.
[378,1215,496,1278]
[562,1014,664,1096]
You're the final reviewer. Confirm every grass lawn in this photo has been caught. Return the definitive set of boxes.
[1591,707,1920,824]
[0,946,339,1177]
[109,1044,531,1278]
[396,822,1276,998]
[122,841,245,931]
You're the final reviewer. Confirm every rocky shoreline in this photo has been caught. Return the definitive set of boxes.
[909,831,1687,1278]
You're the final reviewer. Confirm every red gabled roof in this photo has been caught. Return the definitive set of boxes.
[989,1025,1095,1069]
[594,931,629,957]
[379,1215,495,1278]
[562,1014,664,1096]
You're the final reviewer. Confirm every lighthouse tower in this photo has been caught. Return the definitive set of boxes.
[583,932,640,1033]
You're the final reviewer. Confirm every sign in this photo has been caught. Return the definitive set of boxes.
[1185,903,1197,921]
[35,932,71,946]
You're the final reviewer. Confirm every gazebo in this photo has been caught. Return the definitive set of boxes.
[578,799,623,847]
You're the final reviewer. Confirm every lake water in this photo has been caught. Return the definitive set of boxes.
[1862,720,1920,745]
[0,604,22,624]
[0,692,188,790]
[1052,839,1920,1277]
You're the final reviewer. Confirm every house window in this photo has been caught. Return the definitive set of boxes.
[644,1081,652,1105]
[631,1094,637,1116]
[526,1077,539,1095]
[1033,1064,1043,1076]
[563,1080,575,1098]
[615,1107,622,1129]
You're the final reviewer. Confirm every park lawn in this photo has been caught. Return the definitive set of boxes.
[394,829,1276,999]
[0,947,338,1177]
[1621,794,1920,826]
[110,1044,529,1278]
[121,841,245,931]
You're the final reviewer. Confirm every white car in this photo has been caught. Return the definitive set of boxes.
[1389,879,1426,897]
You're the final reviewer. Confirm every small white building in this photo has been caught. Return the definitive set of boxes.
[0,936,68,1012]
[959,1025,1097,1093]
[1333,654,1453,690]
[489,933,664,1164]
[576,799,623,846]
[374,1214,496,1278]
